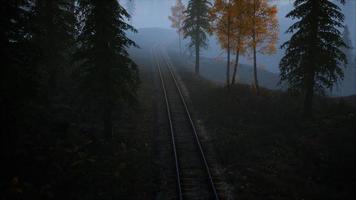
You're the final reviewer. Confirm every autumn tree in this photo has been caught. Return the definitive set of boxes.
[280,0,347,117]
[230,0,250,85]
[183,0,211,75]
[210,0,233,86]
[169,0,186,54]
[246,0,278,94]
[76,0,139,138]
[211,0,249,86]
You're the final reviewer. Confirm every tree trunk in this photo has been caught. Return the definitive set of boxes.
[179,32,182,55]
[253,45,259,95]
[44,0,57,100]
[103,105,112,139]
[195,44,200,75]
[226,11,231,87]
[303,69,315,118]
[303,0,319,117]
[231,50,239,85]
[252,0,260,95]
[103,80,113,139]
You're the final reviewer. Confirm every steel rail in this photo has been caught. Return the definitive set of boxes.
[152,46,183,200]
[157,46,220,200]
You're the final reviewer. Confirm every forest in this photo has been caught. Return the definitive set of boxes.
[1,0,355,199]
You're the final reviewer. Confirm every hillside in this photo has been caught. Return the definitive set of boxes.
[174,64,356,199]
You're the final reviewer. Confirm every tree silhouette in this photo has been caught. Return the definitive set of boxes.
[1,0,35,151]
[76,0,139,138]
[280,0,347,117]
[32,0,76,101]
[182,0,211,75]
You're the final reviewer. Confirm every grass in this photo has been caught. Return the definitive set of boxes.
[176,66,356,199]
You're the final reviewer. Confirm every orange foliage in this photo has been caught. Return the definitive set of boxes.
[210,0,278,55]
[247,0,279,55]
[210,0,249,54]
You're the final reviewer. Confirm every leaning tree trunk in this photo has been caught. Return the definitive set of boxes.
[226,47,231,87]
[231,49,240,85]
[253,44,260,95]
[226,12,231,88]
[252,0,260,95]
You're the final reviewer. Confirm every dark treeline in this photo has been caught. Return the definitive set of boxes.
[1,0,138,199]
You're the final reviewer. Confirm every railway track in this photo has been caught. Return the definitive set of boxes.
[152,45,220,200]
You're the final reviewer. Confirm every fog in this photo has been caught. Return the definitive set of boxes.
[122,0,356,95]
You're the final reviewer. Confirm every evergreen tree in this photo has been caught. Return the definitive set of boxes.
[75,0,139,138]
[0,0,38,176]
[280,0,347,117]
[32,0,76,101]
[182,0,211,75]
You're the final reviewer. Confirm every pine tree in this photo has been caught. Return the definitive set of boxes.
[182,0,211,75]
[76,0,139,138]
[169,0,186,54]
[32,0,76,101]
[280,0,347,117]
[0,0,38,167]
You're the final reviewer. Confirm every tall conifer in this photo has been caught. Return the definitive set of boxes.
[32,0,76,100]
[76,0,139,138]
[182,0,211,75]
[280,0,347,116]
